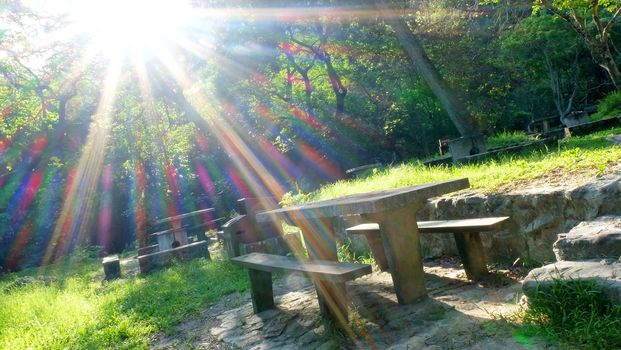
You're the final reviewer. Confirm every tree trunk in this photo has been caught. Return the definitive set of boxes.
[596,41,621,89]
[375,0,480,137]
[324,56,347,117]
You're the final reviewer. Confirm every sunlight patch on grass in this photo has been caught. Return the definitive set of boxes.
[287,128,621,204]
[0,257,247,349]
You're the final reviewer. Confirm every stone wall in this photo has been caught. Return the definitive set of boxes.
[420,174,621,264]
[340,174,621,265]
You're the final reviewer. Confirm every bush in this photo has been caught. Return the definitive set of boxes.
[591,91,621,121]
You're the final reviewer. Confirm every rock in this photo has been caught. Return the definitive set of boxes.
[522,260,621,304]
[316,339,339,350]
[553,216,621,261]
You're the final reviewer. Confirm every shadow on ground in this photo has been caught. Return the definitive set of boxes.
[152,260,556,350]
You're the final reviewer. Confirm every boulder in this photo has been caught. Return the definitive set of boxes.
[523,260,621,304]
[553,216,621,261]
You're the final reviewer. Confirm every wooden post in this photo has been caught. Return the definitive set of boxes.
[364,203,427,304]
[247,269,274,313]
[453,232,488,281]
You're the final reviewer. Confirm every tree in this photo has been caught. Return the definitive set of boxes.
[374,0,481,138]
[535,0,621,89]
[501,15,590,123]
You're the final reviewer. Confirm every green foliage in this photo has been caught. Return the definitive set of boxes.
[591,91,621,121]
[486,131,534,149]
[0,256,247,349]
[519,279,621,349]
[337,243,375,266]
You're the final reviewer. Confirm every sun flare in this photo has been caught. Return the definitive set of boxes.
[36,0,193,58]
[77,0,192,57]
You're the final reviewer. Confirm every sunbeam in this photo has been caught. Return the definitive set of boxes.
[42,57,122,264]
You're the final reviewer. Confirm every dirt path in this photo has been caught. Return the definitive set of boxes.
[150,258,555,350]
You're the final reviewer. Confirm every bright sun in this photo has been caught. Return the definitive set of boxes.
[64,0,193,58]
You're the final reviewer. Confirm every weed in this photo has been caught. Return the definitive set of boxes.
[337,243,375,266]
[517,279,621,349]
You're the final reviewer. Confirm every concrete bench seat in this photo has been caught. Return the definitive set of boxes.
[102,255,121,280]
[231,252,372,324]
[346,217,509,280]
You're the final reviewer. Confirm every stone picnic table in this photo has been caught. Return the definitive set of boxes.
[255,178,470,304]
[151,208,215,250]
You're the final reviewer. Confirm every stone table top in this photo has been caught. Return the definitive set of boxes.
[256,178,470,222]
[154,207,215,226]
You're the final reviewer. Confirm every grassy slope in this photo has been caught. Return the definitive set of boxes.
[296,128,621,203]
[0,253,247,350]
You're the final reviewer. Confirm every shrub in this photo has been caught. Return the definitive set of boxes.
[591,91,621,121]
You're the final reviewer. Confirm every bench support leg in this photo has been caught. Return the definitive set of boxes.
[453,232,488,281]
[359,231,390,272]
[247,269,274,313]
[315,280,348,325]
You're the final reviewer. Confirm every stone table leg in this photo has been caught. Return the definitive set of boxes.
[364,204,427,304]
[359,230,390,271]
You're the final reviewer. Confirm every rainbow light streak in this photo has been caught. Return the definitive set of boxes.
[132,53,186,227]
[174,163,199,213]
[0,167,45,269]
[97,164,113,251]
[130,161,148,246]
[179,41,347,193]
[298,142,342,179]
[0,136,47,208]
[2,162,58,270]
[4,222,34,271]
[155,49,289,201]
[195,163,216,199]
[226,166,252,199]
[29,169,62,267]
[42,58,122,265]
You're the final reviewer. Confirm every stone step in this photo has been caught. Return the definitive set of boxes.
[554,215,621,261]
[522,260,621,304]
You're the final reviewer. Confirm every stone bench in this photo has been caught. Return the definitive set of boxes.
[138,240,210,274]
[102,255,121,280]
[346,217,509,280]
[231,252,372,324]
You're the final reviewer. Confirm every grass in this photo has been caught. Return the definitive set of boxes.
[486,130,534,149]
[282,127,621,205]
[515,279,621,349]
[0,253,247,350]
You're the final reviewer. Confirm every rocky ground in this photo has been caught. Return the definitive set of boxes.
[148,257,555,350]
